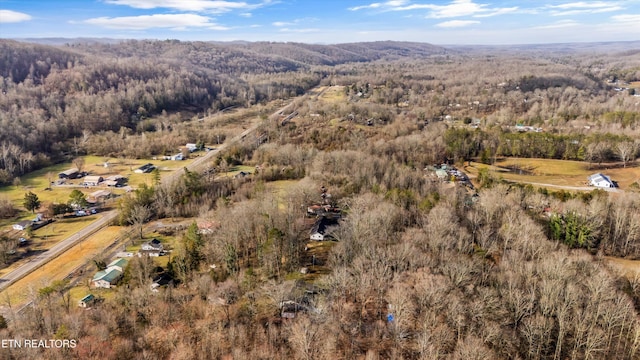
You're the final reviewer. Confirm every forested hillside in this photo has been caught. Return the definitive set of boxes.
[2,39,640,359]
[0,39,447,184]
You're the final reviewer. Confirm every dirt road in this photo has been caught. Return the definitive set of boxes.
[502,179,621,192]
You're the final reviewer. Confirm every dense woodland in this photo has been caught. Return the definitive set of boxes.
[2,39,640,359]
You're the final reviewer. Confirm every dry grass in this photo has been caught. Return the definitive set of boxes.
[0,153,205,230]
[265,180,302,210]
[219,165,255,178]
[318,86,346,103]
[0,215,102,276]
[464,158,640,189]
[606,256,640,278]
[0,226,124,306]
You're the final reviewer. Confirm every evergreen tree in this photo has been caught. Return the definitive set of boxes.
[23,191,40,213]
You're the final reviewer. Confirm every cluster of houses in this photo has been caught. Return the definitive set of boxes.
[426,164,473,188]
[514,124,543,133]
[307,186,341,241]
[12,213,51,231]
[158,143,206,161]
[115,238,167,258]
[57,168,128,188]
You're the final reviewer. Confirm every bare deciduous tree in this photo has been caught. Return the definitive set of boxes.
[616,141,638,168]
[128,204,151,239]
[72,157,85,172]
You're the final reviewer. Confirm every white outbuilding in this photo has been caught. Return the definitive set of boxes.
[588,173,615,188]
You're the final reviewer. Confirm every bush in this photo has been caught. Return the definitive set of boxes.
[0,196,18,219]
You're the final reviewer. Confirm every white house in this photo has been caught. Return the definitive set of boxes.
[309,217,338,241]
[92,268,123,288]
[588,173,615,188]
[13,220,32,231]
[92,258,128,288]
[83,175,103,186]
[141,238,163,252]
[185,143,198,152]
[107,258,128,272]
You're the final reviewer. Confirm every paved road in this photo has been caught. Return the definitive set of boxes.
[0,210,118,291]
[0,99,296,292]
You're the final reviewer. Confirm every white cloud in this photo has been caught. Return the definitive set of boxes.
[0,9,32,23]
[239,12,252,17]
[474,7,518,18]
[271,17,316,28]
[611,14,640,23]
[549,1,617,10]
[547,1,624,16]
[348,4,379,11]
[104,0,270,13]
[82,13,228,30]
[349,0,517,19]
[435,19,480,28]
[278,28,320,33]
[534,19,580,29]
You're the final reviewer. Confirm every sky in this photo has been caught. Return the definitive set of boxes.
[0,0,639,45]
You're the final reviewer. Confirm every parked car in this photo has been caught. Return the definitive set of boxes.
[75,210,87,216]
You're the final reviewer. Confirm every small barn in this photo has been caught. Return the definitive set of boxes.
[78,294,95,308]
[103,175,126,187]
[58,168,79,179]
[89,189,112,202]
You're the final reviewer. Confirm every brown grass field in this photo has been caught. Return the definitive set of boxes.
[318,85,346,102]
[1,226,124,306]
[606,257,640,278]
[464,158,640,189]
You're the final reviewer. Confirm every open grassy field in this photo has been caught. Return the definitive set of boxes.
[0,152,206,230]
[318,85,346,103]
[219,165,255,178]
[0,214,102,276]
[1,226,124,306]
[464,158,640,189]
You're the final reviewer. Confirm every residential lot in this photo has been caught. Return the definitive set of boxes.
[464,158,640,190]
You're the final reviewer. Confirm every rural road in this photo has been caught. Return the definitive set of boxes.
[502,179,621,192]
[0,98,297,292]
[0,210,117,291]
